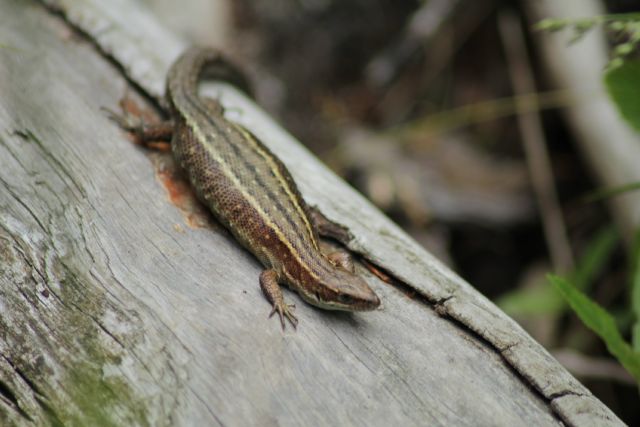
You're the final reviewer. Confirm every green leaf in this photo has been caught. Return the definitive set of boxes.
[535,18,568,32]
[569,226,618,291]
[497,285,565,316]
[549,274,640,383]
[497,227,617,316]
[604,60,640,132]
[582,181,640,203]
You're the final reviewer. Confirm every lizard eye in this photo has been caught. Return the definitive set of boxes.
[337,294,354,304]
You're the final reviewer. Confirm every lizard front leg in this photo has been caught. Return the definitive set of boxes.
[259,269,298,330]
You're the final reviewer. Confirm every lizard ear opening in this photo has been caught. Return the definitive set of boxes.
[315,291,322,302]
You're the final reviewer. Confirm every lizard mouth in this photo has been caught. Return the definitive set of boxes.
[349,292,381,311]
[307,289,380,311]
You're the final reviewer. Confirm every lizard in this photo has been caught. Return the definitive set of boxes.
[110,47,380,329]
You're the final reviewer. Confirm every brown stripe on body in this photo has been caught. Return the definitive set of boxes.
[171,95,328,278]
[230,124,319,251]
[212,120,319,252]
[171,120,274,265]
[176,92,318,253]
[170,113,324,283]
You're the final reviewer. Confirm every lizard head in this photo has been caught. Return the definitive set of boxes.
[301,264,381,312]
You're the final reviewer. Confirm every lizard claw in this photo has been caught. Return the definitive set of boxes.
[269,302,298,330]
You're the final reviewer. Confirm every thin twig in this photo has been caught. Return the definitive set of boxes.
[553,349,635,385]
[498,11,575,273]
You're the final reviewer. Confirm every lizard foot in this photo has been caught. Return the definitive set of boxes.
[269,301,298,331]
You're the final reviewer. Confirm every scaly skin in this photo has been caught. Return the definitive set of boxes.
[119,47,380,329]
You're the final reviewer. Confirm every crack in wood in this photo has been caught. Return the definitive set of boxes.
[0,378,34,422]
[354,254,565,423]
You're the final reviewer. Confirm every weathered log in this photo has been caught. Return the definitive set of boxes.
[0,0,622,425]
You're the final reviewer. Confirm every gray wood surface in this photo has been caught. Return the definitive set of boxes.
[0,0,623,425]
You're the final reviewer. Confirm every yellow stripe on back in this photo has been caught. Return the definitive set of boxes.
[181,109,321,281]
[232,124,319,251]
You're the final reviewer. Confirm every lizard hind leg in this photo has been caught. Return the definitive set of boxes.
[308,206,352,244]
[259,269,298,330]
[201,98,225,115]
[105,107,174,150]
